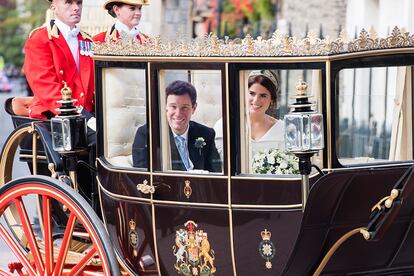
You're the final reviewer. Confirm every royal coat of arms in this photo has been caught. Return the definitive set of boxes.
[173,220,216,275]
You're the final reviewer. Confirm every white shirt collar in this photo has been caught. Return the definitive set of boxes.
[172,125,189,141]
[115,20,140,37]
[54,19,80,40]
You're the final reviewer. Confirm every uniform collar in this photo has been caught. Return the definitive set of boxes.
[54,19,80,40]
[115,20,140,37]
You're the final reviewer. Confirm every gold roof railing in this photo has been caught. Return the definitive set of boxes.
[93,26,414,57]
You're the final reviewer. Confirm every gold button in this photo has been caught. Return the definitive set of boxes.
[59,70,63,75]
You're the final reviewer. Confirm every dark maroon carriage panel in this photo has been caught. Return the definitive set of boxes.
[232,209,302,276]
[100,190,158,275]
[154,205,233,275]
[153,175,228,204]
[231,176,319,205]
[97,161,151,199]
[282,165,414,275]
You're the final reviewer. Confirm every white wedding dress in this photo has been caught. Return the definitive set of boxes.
[251,120,285,157]
[213,118,285,161]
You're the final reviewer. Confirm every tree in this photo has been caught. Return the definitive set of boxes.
[0,0,48,67]
[220,0,275,38]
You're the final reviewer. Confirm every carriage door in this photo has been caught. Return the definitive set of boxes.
[96,62,158,274]
[149,63,234,275]
[229,64,326,275]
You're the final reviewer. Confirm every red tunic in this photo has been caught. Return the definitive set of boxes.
[23,21,95,119]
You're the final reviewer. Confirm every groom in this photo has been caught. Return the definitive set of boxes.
[132,80,221,172]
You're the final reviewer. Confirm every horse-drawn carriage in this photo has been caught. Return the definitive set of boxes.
[2,28,414,275]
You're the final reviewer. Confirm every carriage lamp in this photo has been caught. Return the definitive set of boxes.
[284,80,324,211]
[51,81,88,153]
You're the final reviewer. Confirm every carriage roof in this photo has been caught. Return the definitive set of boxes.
[93,27,414,60]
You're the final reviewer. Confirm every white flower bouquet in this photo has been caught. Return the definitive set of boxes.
[252,148,300,175]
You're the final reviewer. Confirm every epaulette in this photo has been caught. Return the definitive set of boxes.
[105,25,118,42]
[46,20,59,40]
[29,26,45,38]
[80,30,93,41]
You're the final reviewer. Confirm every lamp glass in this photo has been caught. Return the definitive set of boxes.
[51,117,72,152]
[284,112,324,152]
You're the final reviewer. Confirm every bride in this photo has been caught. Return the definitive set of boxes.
[247,70,284,157]
[214,69,284,162]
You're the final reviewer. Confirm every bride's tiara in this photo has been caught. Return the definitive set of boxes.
[248,70,279,88]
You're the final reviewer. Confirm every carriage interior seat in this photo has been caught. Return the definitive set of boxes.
[104,69,222,168]
[5,96,32,118]
[103,68,146,167]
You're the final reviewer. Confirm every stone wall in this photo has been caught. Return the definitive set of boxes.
[282,0,347,38]
[161,0,193,38]
[80,1,113,35]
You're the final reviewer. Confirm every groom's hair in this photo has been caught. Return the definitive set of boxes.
[166,80,197,106]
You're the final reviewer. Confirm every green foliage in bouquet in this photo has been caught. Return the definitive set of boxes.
[252,148,299,175]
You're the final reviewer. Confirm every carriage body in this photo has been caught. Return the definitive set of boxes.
[2,30,414,275]
[92,30,414,275]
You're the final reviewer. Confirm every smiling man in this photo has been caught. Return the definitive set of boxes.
[23,0,95,119]
[132,80,222,172]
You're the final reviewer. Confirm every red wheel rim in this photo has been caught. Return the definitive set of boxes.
[0,183,112,275]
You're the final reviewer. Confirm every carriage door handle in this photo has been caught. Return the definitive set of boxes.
[137,180,155,194]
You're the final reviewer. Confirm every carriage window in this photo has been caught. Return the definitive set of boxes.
[239,69,323,175]
[337,66,413,165]
[156,70,223,174]
[102,68,147,169]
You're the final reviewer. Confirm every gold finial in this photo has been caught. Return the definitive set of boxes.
[210,33,220,56]
[261,229,271,240]
[61,81,72,101]
[244,34,254,55]
[296,80,308,96]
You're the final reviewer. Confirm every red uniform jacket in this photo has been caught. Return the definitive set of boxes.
[93,25,148,44]
[23,21,95,119]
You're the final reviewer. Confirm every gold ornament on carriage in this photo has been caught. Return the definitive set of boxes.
[61,80,73,101]
[93,26,414,57]
[129,219,139,257]
[173,220,216,275]
[259,229,276,269]
[184,180,192,199]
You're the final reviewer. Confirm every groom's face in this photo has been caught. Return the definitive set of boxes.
[166,94,197,135]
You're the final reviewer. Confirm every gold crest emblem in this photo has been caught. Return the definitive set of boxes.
[259,229,276,269]
[173,220,216,275]
[184,180,192,199]
[129,219,139,257]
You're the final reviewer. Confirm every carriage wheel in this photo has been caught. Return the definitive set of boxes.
[0,176,120,275]
[0,125,56,249]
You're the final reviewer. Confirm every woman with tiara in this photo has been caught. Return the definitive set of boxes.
[247,69,284,157]
[214,69,283,163]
